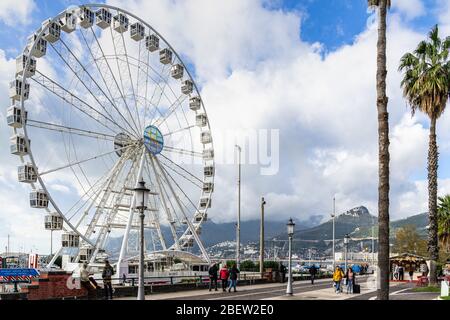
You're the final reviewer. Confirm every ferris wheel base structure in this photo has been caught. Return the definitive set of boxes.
[7,4,215,272]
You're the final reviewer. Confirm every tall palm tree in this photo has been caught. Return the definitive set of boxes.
[399,25,450,285]
[368,0,391,300]
[438,195,450,253]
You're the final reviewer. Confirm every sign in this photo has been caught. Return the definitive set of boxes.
[28,254,38,269]
[143,125,164,155]
[0,268,40,282]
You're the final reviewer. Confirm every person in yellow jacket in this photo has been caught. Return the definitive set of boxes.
[333,266,345,293]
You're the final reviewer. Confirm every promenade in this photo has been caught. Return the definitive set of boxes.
[116,276,440,300]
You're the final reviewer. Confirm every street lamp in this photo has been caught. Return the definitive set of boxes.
[344,234,350,272]
[134,178,150,301]
[331,196,336,270]
[286,218,295,296]
[260,197,266,276]
[235,144,241,271]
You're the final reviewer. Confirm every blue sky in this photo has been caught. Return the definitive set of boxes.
[2,0,450,253]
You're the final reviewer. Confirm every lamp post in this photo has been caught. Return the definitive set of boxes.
[371,215,375,267]
[133,178,150,301]
[235,144,241,270]
[332,196,336,270]
[286,218,295,296]
[260,197,266,276]
[344,234,350,272]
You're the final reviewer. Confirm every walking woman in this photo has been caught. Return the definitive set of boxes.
[219,264,229,292]
[345,267,355,294]
[228,264,240,292]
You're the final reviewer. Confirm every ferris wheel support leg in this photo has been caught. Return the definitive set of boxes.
[148,155,179,250]
[46,246,64,269]
[153,156,211,264]
[117,148,146,269]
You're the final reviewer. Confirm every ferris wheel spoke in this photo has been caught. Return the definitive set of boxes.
[158,154,203,186]
[163,125,195,137]
[152,94,188,127]
[163,146,202,158]
[108,27,142,135]
[117,23,143,131]
[153,156,209,260]
[65,172,111,222]
[79,28,140,136]
[49,40,139,138]
[27,119,116,141]
[113,54,183,115]
[147,154,180,248]
[39,143,136,176]
[32,71,129,137]
[87,27,142,136]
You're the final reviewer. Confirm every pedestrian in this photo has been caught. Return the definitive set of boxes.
[393,264,399,280]
[280,263,286,283]
[409,268,414,282]
[122,273,127,286]
[80,262,94,299]
[208,262,218,292]
[309,264,317,285]
[332,266,344,294]
[398,266,404,281]
[345,266,355,294]
[102,260,115,300]
[219,264,229,292]
[228,264,240,292]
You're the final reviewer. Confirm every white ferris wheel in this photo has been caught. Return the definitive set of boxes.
[7,4,214,268]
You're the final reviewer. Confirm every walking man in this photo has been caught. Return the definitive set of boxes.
[208,262,218,292]
[309,264,317,285]
[102,260,115,300]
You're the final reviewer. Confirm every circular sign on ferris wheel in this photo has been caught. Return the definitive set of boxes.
[143,125,164,155]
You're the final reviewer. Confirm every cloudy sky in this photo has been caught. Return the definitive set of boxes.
[1,0,450,253]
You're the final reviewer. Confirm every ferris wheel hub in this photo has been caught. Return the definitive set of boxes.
[143,125,164,155]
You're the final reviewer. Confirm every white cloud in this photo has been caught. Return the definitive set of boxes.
[392,0,425,20]
[0,0,36,26]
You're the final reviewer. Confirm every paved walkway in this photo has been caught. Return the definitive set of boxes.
[117,276,440,300]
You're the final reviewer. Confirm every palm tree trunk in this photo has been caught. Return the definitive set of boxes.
[376,0,390,301]
[428,116,439,285]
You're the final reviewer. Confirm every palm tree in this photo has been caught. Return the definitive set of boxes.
[438,195,450,253]
[399,25,450,285]
[368,0,391,300]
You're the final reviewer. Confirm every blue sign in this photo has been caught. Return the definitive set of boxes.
[143,125,164,155]
[0,268,40,282]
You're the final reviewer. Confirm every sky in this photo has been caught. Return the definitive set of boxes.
[1,0,450,253]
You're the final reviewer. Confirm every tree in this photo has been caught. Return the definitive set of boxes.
[438,195,450,252]
[368,0,391,300]
[399,25,450,284]
[393,225,428,257]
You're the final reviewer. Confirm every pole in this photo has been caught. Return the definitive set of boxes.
[7,234,10,255]
[372,216,375,266]
[344,241,348,272]
[137,209,145,300]
[236,145,241,270]
[50,230,53,257]
[286,235,293,295]
[260,197,265,276]
[332,197,336,270]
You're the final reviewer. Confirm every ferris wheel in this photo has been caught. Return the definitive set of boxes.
[7,4,214,267]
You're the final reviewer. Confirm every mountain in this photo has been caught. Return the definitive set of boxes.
[273,206,376,241]
[105,215,323,255]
